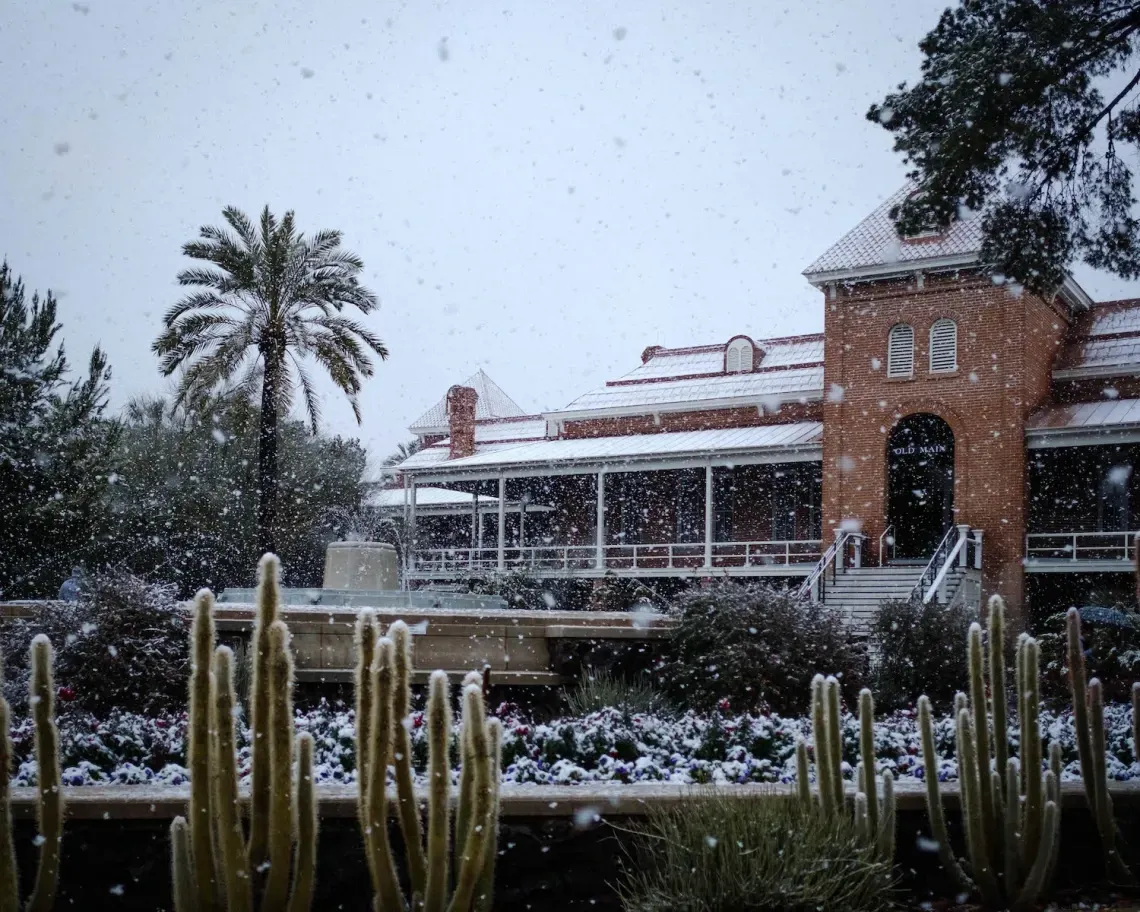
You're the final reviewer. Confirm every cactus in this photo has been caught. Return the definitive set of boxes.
[353,614,503,912]
[1066,607,1136,885]
[0,636,65,912]
[173,556,319,910]
[805,675,895,862]
[918,595,1059,910]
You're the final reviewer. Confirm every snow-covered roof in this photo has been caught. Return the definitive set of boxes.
[400,423,823,477]
[408,370,527,433]
[551,365,823,418]
[1053,300,1140,378]
[1027,399,1140,447]
[803,185,984,282]
[618,335,823,382]
[369,486,499,508]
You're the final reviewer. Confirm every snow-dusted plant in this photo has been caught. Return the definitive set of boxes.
[0,569,189,715]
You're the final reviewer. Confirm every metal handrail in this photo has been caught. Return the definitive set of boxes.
[1024,530,1140,563]
[796,530,855,600]
[878,524,895,566]
[922,533,968,604]
[908,525,960,603]
[410,539,824,576]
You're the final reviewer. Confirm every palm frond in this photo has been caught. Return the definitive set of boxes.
[288,353,323,433]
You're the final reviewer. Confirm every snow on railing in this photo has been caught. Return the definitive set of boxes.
[1024,530,1140,564]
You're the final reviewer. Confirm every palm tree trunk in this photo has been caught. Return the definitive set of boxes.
[257,351,280,556]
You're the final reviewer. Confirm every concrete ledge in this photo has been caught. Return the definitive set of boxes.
[294,669,567,686]
[12,781,1140,821]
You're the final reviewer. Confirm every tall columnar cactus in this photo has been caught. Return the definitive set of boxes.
[805,675,896,862]
[354,613,503,912]
[0,637,65,912]
[172,555,319,910]
[248,552,280,872]
[919,595,1060,911]
[1066,607,1136,885]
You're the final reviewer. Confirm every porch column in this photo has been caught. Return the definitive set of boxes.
[704,465,713,569]
[497,475,506,570]
[408,479,417,572]
[471,489,479,569]
[596,470,606,570]
[956,524,970,567]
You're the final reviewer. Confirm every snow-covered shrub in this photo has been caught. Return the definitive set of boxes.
[618,793,896,912]
[1038,610,1140,703]
[565,669,672,717]
[870,598,973,712]
[0,569,189,715]
[657,582,866,715]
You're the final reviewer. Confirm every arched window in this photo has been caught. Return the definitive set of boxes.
[725,337,755,373]
[887,324,914,379]
[929,318,958,373]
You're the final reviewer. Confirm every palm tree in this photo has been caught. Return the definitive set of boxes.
[153,206,386,555]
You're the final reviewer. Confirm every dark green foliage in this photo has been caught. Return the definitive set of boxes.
[0,263,119,598]
[108,394,366,592]
[869,0,1140,292]
[618,793,896,912]
[657,582,866,715]
[1038,609,1140,703]
[870,598,973,712]
[153,206,385,554]
[0,569,189,716]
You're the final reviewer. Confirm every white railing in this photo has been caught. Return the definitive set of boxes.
[796,530,863,601]
[1025,531,1140,564]
[910,525,983,604]
[878,524,895,566]
[409,539,823,576]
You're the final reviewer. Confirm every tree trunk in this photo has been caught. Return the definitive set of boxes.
[257,349,280,557]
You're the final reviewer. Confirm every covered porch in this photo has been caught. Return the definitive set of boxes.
[396,424,824,581]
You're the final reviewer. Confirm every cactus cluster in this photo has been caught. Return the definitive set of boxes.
[0,635,64,912]
[797,675,896,862]
[1066,606,1137,885]
[355,609,502,912]
[171,553,317,911]
[919,595,1060,910]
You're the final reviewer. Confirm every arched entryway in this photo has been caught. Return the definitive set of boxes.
[887,413,955,559]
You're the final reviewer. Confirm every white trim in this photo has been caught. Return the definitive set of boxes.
[542,390,822,424]
[804,252,980,286]
[1059,275,1094,311]
[410,444,823,483]
[1053,364,1140,381]
[1026,425,1140,449]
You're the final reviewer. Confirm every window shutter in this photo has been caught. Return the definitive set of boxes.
[929,319,957,373]
[739,342,753,372]
[887,324,914,378]
[726,346,740,373]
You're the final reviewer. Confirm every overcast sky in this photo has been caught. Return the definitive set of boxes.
[4,0,1138,473]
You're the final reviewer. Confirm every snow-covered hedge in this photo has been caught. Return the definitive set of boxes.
[10,701,1140,787]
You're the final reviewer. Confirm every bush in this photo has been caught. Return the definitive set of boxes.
[565,669,672,717]
[870,598,973,713]
[618,793,896,912]
[656,582,865,715]
[0,568,189,715]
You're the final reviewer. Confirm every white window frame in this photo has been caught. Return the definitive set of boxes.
[725,338,754,374]
[887,323,914,379]
[929,318,958,374]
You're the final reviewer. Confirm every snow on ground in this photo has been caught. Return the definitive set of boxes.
[8,701,1139,788]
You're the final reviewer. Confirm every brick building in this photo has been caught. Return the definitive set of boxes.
[385,187,1140,624]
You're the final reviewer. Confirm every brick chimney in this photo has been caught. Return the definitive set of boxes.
[446,385,478,459]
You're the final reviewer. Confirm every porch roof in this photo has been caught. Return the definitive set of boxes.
[1027,398,1140,448]
[399,421,823,478]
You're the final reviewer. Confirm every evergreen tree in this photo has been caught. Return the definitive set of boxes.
[0,263,117,597]
[108,392,367,593]
[869,0,1140,292]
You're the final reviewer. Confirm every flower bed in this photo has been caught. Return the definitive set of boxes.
[10,702,1140,787]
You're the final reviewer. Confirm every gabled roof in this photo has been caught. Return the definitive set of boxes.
[408,369,527,434]
[803,184,984,283]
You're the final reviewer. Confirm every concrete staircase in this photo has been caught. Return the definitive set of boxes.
[822,565,967,629]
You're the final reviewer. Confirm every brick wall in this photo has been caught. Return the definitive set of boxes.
[820,271,1071,618]
[560,400,821,438]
